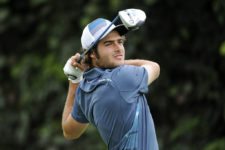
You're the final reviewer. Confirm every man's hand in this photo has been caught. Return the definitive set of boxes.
[63,53,85,83]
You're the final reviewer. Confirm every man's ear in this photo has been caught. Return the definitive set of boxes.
[90,53,95,59]
[90,51,97,59]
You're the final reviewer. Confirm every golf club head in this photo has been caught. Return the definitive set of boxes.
[119,9,146,31]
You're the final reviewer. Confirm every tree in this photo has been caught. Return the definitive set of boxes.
[0,0,224,149]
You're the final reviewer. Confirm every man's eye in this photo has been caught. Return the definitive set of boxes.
[105,42,111,46]
[118,40,124,44]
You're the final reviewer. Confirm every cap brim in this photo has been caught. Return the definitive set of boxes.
[114,24,129,36]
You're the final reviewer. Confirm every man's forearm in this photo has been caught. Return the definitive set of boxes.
[61,81,89,140]
[124,59,156,66]
[62,82,79,125]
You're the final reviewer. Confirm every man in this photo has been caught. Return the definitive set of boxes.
[62,18,160,150]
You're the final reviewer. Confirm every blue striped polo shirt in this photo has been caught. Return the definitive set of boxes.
[72,65,158,150]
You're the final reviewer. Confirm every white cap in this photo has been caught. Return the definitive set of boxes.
[81,18,128,50]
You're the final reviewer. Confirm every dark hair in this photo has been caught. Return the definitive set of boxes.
[83,44,99,69]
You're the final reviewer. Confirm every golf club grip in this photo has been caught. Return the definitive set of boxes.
[77,52,84,63]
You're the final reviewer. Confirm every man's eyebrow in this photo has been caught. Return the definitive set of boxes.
[103,40,113,44]
[103,37,126,44]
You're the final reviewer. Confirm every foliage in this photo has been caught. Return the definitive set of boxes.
[0,0,225,149]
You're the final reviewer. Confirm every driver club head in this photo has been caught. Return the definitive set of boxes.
[118,9,146,30]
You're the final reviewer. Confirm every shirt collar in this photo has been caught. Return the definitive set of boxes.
[84,68,106,80]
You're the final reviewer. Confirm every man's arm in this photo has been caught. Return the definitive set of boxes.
[62,81,89,140]
[62,53,89,140]
[124,59,160,85]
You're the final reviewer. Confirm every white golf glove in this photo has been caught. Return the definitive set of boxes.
[63,58,83,83]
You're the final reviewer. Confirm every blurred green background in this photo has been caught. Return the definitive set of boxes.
[0,0,225,150]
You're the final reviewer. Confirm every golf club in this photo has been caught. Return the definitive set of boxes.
[63,8,147,81]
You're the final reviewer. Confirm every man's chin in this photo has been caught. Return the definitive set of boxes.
[113,61,124,67]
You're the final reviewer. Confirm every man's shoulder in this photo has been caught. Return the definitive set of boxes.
[112,64,138,72]
[112,65,144,77]
[110,65,146,91]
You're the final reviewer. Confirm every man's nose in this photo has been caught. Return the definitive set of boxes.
[114,42,123,51]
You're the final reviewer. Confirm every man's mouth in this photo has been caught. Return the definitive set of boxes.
[114,54,123,60]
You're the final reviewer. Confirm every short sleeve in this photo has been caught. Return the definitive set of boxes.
[112,65,149,102]
[71,89,89,123]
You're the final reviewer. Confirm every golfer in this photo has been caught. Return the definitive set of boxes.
[62,18,160,150]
